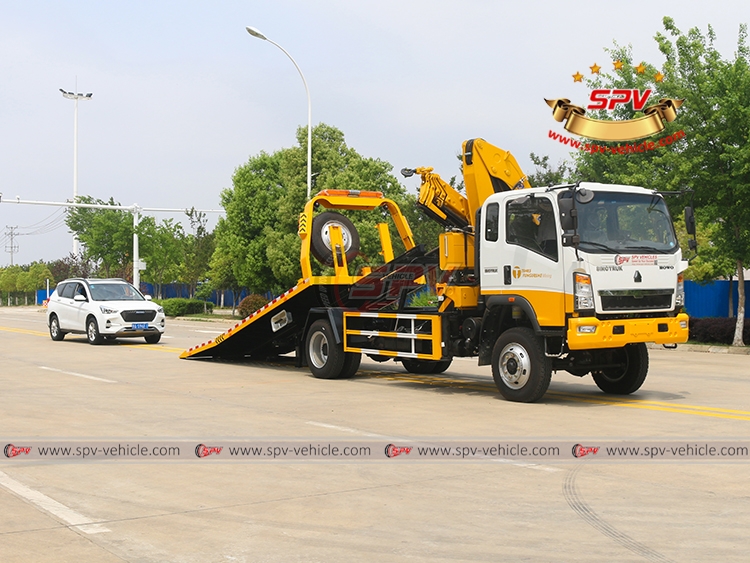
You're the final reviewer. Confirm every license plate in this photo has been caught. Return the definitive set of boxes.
[132,323,149,330]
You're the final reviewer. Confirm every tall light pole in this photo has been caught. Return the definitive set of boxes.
[60,86,93,255]
[246,26,312,200]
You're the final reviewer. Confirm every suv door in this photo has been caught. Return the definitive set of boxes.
[71,283,91,330]
[54,283,76,330]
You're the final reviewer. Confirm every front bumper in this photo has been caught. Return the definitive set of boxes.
[99,314,166,336]
[567,313,689,350]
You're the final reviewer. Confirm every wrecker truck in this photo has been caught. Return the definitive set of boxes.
[181,139,693,402]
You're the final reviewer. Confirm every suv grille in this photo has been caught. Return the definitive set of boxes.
[599,289,673,311]
[121,310,156,322]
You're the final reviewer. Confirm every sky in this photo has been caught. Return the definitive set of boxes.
[1,0,748,267]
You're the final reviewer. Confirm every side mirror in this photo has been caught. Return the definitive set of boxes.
[144,295,152,301]
[684,206,696,236]
[558,197,577,231]
[562,232,580,247]
[74,294,87,302]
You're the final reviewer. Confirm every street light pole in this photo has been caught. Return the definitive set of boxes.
[245,26,312,200]
[60,87,93,255]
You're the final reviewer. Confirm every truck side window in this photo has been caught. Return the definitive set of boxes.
[485,203,499,241]
[506,196,558,261]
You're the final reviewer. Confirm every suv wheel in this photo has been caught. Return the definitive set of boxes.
[86,317,103,345]
[49,315,65,341]
[144,333,161,344]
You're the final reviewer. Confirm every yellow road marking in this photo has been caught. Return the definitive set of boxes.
[360,371,750,421]
[0,326,49,337]
[0,325,182,354]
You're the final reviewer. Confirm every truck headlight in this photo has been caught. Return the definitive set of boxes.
[574,272,595,311]
[675,273,685,307]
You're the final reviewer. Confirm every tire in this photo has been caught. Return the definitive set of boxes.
[86,317,103,345]
[49,315,65,341]
[491,327,551,402]
[145,333,162,344]
[305,319,357,379]
[310,212,360,266]
[340,352,362,379]
[401,359,452,374]
[592,343,649,395]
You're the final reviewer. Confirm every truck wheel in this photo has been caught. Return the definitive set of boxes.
[86,317,103,345]
[306,319,358,379]
[340,352,362,379]
[49,315,65,341]
[592,343,649,394]
[402,359,452,374]
[310,212,360,266]
[491,327,551,402]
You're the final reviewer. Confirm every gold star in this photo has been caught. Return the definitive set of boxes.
[572,71,584,82]
[590,62,601,74]
[613,60,624,70]
[635,63,647,74]
[654,71,665,83]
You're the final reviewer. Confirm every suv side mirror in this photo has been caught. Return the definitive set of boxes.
[144,295,152,301]
[684,206,696,236]
[74,294,87,302]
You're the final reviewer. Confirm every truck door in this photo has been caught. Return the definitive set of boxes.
[481,194,566,328]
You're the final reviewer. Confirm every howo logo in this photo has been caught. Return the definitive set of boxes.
[587,89,652,111]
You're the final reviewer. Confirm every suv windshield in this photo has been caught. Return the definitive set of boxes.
[576,192,678,254]
[88,282,145,302]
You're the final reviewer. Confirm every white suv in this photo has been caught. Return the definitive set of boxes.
[47,278,166,345]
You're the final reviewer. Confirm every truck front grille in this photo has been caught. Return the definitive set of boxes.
[121,310,156,322]
[599,289,673,311]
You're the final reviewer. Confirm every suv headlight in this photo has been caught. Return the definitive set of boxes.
[574,272,595,312]
[100,305,119,315]
[675,273,685,307]
[157,306,164,314]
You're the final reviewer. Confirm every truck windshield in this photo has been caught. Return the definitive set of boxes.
[576,192,678,254]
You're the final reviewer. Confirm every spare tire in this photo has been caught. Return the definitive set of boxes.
[310,212,360,266]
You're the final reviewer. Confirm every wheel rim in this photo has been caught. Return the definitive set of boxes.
[50,319,58,337]
[309,331,329,369]
[87,321,97,341]
[499,343,532,389]
[320,221,352,252]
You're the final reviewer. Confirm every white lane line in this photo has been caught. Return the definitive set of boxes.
[39,366,117,384]
[306,421,390,438]
[0,471,110,534]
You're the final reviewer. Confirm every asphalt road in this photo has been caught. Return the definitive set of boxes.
[1,306,749,562]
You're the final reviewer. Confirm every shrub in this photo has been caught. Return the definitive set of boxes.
[689,317,750,345]
[238,294,270,319]
[408,290,438,307]
[156,298,214,317]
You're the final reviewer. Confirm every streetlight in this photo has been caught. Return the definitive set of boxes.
[60,87,93,255]
[246,26,312,200]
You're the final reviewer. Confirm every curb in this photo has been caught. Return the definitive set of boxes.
[647,343,750,355]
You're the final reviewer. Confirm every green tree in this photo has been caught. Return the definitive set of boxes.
[179,208,216,297]
[65,197,134,278]
[207,229,244,314]
[0,265,21,306]
[527,153,575,187]
[138,217,184,299]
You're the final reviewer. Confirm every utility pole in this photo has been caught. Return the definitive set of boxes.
[5,226,18,265]
[60,84,93,255]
